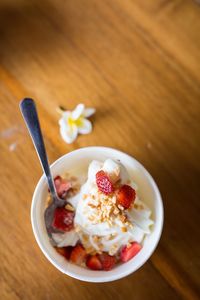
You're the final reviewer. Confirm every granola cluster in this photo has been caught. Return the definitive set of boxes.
[84,190,133,230]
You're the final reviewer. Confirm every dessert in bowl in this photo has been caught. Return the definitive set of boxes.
[31,147,163,282]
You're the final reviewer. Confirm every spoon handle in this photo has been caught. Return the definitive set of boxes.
[20,98,57,198]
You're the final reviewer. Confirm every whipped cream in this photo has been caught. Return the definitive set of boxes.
[53,159,154,255]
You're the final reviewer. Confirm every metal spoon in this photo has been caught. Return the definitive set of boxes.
[20,98,66,240]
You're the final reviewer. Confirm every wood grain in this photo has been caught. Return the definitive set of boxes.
[0,0,200,299]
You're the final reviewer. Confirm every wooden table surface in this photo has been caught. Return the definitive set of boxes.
[1,0,200,299]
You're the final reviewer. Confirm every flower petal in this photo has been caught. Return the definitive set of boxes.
[83,107,96,118]
[71,104,85,120]
[78,118,92,134]
[60,124,78,144]
[62,111,71,121]
[59,112,71,128]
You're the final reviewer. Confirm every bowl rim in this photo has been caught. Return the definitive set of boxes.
[31,146,164,282]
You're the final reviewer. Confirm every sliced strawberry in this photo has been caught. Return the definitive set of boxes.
[54,175,72,199]
[55,246,73,260]
[117,184,136,209]
[99,253,116,271]
[86,255,103,270]
[52,207,74,231]
[70,244,87,265]
[96,170,114,195]
[120,242,142,262]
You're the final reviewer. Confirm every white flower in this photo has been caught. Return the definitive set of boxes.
[59,103,95,144]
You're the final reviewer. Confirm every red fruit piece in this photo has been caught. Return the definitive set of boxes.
[117,184,136,209]
[96,170,114,195]
[99,253,116,271]
[54,175,72,199]
[70,245,87,265]
[52,207,74,231]
[86,255,103,270]
[120,242,142,262]
[55,246,73,260]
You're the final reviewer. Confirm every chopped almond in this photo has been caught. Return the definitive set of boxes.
[65,204,75,211]
[121,227,127,232]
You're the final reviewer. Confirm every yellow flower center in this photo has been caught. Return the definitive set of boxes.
[68,116,83,127]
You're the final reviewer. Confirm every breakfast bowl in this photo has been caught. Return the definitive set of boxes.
[31,146,164,282]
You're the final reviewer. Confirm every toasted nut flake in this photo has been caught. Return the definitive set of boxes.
[108,220,113,227]
[121,227,127,232]
[93,235,101,243]
[127,242,132,248]
[134,203,144,210]
[112,232,117,238]
[83,194,88,200]
[70,176,78,181]
[93,200,99,206]
[138,204,144,210]
[67,190,74,197]
[88,216,93,221]
[120,214,127,223]
[75,225,81,232]
[113,207,120,215]
[98,243,104,250]
[107,233,117,240]
[109,249,114,255]
[111,198,117,204]
[82,234,89,242]
[72,186,80,193]
[118,204,124,210]
[65,204,75,211]
[127,222,133,228]
[105,235,111,241]
[85,247,94,254]
[88,203,98,209]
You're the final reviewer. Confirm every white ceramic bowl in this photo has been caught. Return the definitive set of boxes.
[31,147,163,282]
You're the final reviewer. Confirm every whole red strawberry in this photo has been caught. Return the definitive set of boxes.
[117,184,136,209]
[52,207,74,231]
[96,170,114,195]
